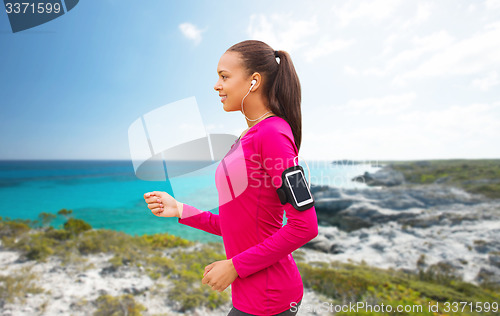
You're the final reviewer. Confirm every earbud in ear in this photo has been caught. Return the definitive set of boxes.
[251,79,257,87]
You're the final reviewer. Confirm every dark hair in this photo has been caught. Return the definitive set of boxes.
[227,40,302,152]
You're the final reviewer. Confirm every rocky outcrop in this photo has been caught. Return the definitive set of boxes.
[351,167,405,187]
[312,183,485,230]
[305,167,500,286]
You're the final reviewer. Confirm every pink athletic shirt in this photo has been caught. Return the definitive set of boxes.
[178,116,318,315]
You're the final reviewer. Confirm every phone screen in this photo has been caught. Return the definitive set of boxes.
[285,170,313,206]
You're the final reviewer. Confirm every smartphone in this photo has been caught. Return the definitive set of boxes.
[285,169,314,208]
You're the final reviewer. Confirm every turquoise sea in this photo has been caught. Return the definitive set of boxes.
[0,160,379,243]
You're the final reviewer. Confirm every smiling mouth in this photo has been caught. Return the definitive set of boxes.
[220,96,227,103]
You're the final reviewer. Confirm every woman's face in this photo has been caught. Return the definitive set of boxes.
[214,51,252,112]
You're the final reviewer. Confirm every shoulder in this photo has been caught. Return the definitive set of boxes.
[254,116,297,152]
[256,116,293,138]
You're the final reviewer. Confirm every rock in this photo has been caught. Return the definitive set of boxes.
[473,240,500,254]
[331,160,367,166]
[123,287,147,295]
[370,242,385,252]
[373,191,426,210]
[303,235,344,254]
[98,289,108,296]
[463,179,500,185]
[311,185,342,198]
[435,176,451,184]
[414,161,431,167]
[476,267,500,285]
[352,168,405,187]
[488,253,500,268]
[100,265,118,276]
[312,182,489,232]
[314,198,354,213]
[306,176,500,287]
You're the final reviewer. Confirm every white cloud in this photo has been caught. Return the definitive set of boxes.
[179,22,204,45]
[388,30,455,69]
[379,4,434,57]
[204,123,225,132]
[485,0,500,10]
[237,2,500,160]
[395,22,500,83]
[467,4,477,12]
[471,71,500,91]
[337,92,416,116]
[332,0,403,27]
[247,13,353,62]
[247,14,319,54]
[344,65,359,76]
[400,2,433,29]
[357,31,455,79]
[301,101,500,160]
[305,38,354,62]
[397,102,500,144]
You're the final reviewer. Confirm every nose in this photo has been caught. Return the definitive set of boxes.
[214,80,222,91]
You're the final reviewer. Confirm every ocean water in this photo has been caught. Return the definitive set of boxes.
[0,160,379,243]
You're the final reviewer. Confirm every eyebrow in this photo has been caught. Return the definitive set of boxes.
[218,70,229,75]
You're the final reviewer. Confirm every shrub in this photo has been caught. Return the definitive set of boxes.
[64,218,92,236]
[167,243,229,312]
[93,294,146,316]
[45,227,71,241]
[139,233,193,249]
[38,212,57,228]
[13,233,56,262]
[0,267,45,306]
[0,220,30,238]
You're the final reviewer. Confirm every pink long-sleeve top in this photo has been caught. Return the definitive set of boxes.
[178,115,318,315]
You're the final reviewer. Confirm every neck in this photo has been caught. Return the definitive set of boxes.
[246,112,274,128]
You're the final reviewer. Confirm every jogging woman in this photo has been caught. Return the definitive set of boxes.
[144,40,318,315]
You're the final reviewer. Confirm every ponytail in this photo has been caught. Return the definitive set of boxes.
[227,40,302,152]
[269,50,302,152]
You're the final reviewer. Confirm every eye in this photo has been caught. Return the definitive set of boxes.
[221,75,227,80]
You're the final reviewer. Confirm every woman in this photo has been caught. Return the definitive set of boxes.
[144,40,318,315]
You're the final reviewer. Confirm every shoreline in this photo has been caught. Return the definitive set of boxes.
[2,159,500,315]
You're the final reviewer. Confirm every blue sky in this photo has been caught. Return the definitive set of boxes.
[1,0,499,161]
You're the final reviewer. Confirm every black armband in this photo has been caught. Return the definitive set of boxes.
[276,165,315,211]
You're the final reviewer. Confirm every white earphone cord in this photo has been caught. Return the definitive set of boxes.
[241,83,272,122]
[242,82,310,186]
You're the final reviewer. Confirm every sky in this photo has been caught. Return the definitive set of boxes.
[1,0,499,161]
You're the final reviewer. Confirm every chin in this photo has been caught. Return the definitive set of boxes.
[223,103,238,112]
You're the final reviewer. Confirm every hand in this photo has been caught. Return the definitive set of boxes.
[143,191,183,218]
[202,259,238,292]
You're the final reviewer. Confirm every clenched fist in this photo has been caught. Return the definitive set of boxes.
[143,191,183,218]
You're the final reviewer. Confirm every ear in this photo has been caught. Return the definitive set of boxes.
[250,72,263,92]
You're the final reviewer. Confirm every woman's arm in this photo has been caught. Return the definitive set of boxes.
[178,204,222,236]
[231,205,317,278]
[231,123,319,278]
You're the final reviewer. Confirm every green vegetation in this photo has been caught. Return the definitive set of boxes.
[0,212,229,313]
[0,266,45,306]
[296,260,500,315]
[382,159,500,199]
[2,211,499,315]
[93,294,146,316]
[168,243,229,312]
